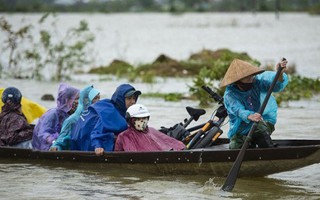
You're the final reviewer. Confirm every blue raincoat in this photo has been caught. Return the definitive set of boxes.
[70,84,139,151]
[32,83,79,150]
[224,71,289,139]
[51,85,99,150]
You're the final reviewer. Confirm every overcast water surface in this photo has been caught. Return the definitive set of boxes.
[0,12,320,199]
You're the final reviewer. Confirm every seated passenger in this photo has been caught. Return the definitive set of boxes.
[115,104,186,151]
[88,88,100,104]
[0,87,33,148]
[50,86,100,151]
[70,84,141,156]
[32,83,79,151]
[0,88,47,124]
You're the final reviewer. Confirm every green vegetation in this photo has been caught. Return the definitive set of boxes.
[309,3,320,15]
[90,49,258,106]
[1,12,320,106]
[0,0,320,14]
[143,92,184,102]
[89,60,134,78]
[90,48,320,107]
[0,13,95,81]
[0,17,32,78]
[275,75,320,104]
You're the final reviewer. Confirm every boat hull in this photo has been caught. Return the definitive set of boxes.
[0,139,319,177]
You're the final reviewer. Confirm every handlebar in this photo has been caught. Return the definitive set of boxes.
[201,85,224,104]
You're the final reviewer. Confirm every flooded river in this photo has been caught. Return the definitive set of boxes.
[1,76,320,200]
[1,12,320,199]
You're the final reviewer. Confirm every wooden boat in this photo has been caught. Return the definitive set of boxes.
[0,138,319,177]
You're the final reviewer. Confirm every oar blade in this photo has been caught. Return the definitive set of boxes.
[221,140,249,191]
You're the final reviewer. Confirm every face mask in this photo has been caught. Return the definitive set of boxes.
[236,82,253,91]
[133,117,149,131]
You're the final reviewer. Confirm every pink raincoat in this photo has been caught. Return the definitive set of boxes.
[115,126,186,151]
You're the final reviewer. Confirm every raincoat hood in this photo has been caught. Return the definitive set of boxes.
[51,85,95,150]
[111,84,140,117]
[56,83,79,113]
[88,88,100,104]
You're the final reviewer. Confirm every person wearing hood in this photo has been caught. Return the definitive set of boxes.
[221,58,288,149]
[70,84,141,156]
[32,83,79,151]
[0,87,34,148]
[115,104,186,152]
[50,85,100,151]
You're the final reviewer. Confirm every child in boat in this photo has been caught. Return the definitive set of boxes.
[32,83,79,151]
[0,87,34,148]
[50,85,100,151]
[220,58,288,149]
[70,84,141,156]
[115,104,186,151]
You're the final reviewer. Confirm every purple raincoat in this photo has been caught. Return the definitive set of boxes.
[115,126,186,152]
[32,83,79,150]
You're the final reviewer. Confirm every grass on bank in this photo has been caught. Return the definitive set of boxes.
[88,48,320,107]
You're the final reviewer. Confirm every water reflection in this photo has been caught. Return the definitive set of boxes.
[1,159,319,199]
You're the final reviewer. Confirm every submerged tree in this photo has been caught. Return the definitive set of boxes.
[0,16,32,78]
[0,13,95,81]
[26,13,95,81]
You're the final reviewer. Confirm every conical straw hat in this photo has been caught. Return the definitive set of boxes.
[220,59,265,87]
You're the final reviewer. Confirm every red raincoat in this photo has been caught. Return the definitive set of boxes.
[115,126,185,151]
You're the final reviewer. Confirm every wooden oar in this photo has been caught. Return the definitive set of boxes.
[221,63,285,192]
